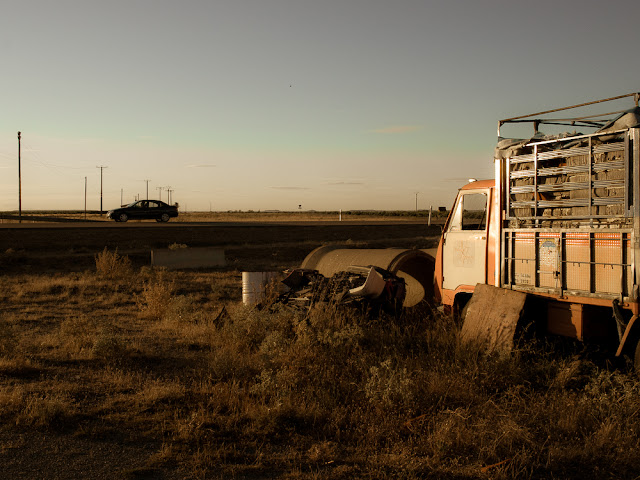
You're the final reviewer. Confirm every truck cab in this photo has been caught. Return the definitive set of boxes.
[434,179,498,313]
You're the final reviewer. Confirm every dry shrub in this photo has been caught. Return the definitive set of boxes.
[20,393,75,428]
[364,358,414,411]
[59,315,96,356]
[307,440,338,463]
[2,387,76,430]
[136,278,175,320]
[162,295,210,326]
[95,247,132,279]
[0,317,17,357]
[136,379,185,409]
[10,274,87,300]
[209,342,262,381]
[92,328,128,360]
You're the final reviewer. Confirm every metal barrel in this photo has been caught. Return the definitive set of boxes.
[242,271,279,306]
[300,246,435,307]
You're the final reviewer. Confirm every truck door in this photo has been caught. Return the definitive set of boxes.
[442,190,489,291]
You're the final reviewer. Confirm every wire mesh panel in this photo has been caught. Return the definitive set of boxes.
[506,133,629,225]
[504,229,632,299]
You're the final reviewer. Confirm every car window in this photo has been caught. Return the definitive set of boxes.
[148,201,159,208]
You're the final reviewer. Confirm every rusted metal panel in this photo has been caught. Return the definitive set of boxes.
[547,302,584,340]
[546,301,614,342]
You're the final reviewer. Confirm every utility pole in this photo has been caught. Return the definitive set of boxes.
[144,179,151,200]
[121,188,123,206]
[157,186,163,201]
[166,186,171,204]
[415,192,419,213]
[84,177,87,220]
[96,165,108,214]
[17,132,21,223]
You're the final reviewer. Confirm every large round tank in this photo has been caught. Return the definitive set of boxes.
[300,246,435,307]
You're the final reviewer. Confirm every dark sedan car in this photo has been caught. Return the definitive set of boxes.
[107,200,179,222]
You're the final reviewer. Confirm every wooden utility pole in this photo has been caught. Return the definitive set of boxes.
[144,179,151,200]
[17,132,21,223]
[84,176,87,220]
[96,165,108,214]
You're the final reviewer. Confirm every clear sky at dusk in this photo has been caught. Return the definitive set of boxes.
[1,0,639,212]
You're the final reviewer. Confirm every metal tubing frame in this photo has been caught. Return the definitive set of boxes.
[502,227,633,299]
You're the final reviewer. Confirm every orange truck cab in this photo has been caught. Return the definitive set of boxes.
[434,179,498,313]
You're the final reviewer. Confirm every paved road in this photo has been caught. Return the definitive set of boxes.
[0,221,440,252]
[0,220,435,228]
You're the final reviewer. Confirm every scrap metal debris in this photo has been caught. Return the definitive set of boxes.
[271,265,406,314]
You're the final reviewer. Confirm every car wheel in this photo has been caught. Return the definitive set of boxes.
[160,213,170,222]
[118,213,128,222]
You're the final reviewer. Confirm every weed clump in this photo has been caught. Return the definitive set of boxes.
[0,317,17,357]
[94,247,132,279]
[136,277,175,320]
[91,327,128,361]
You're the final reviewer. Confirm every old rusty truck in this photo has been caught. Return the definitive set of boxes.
[302,93,640,365]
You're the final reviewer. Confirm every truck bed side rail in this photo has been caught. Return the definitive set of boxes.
[501,228,634,301]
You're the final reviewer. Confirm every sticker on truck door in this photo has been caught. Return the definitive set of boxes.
[453,240,475,267]
[539,240,559,269]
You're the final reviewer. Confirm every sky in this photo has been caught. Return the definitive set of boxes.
[1,0,639,212]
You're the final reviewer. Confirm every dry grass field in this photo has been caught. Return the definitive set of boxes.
[2,235,640,479]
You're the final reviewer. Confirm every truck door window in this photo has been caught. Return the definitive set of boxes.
[461,193,487,230]
[450,192,488,231]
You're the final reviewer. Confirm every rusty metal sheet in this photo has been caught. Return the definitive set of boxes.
[461,284,527,354]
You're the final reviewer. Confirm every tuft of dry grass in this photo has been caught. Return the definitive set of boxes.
[136,276,175,321]
[95,247,132,279]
